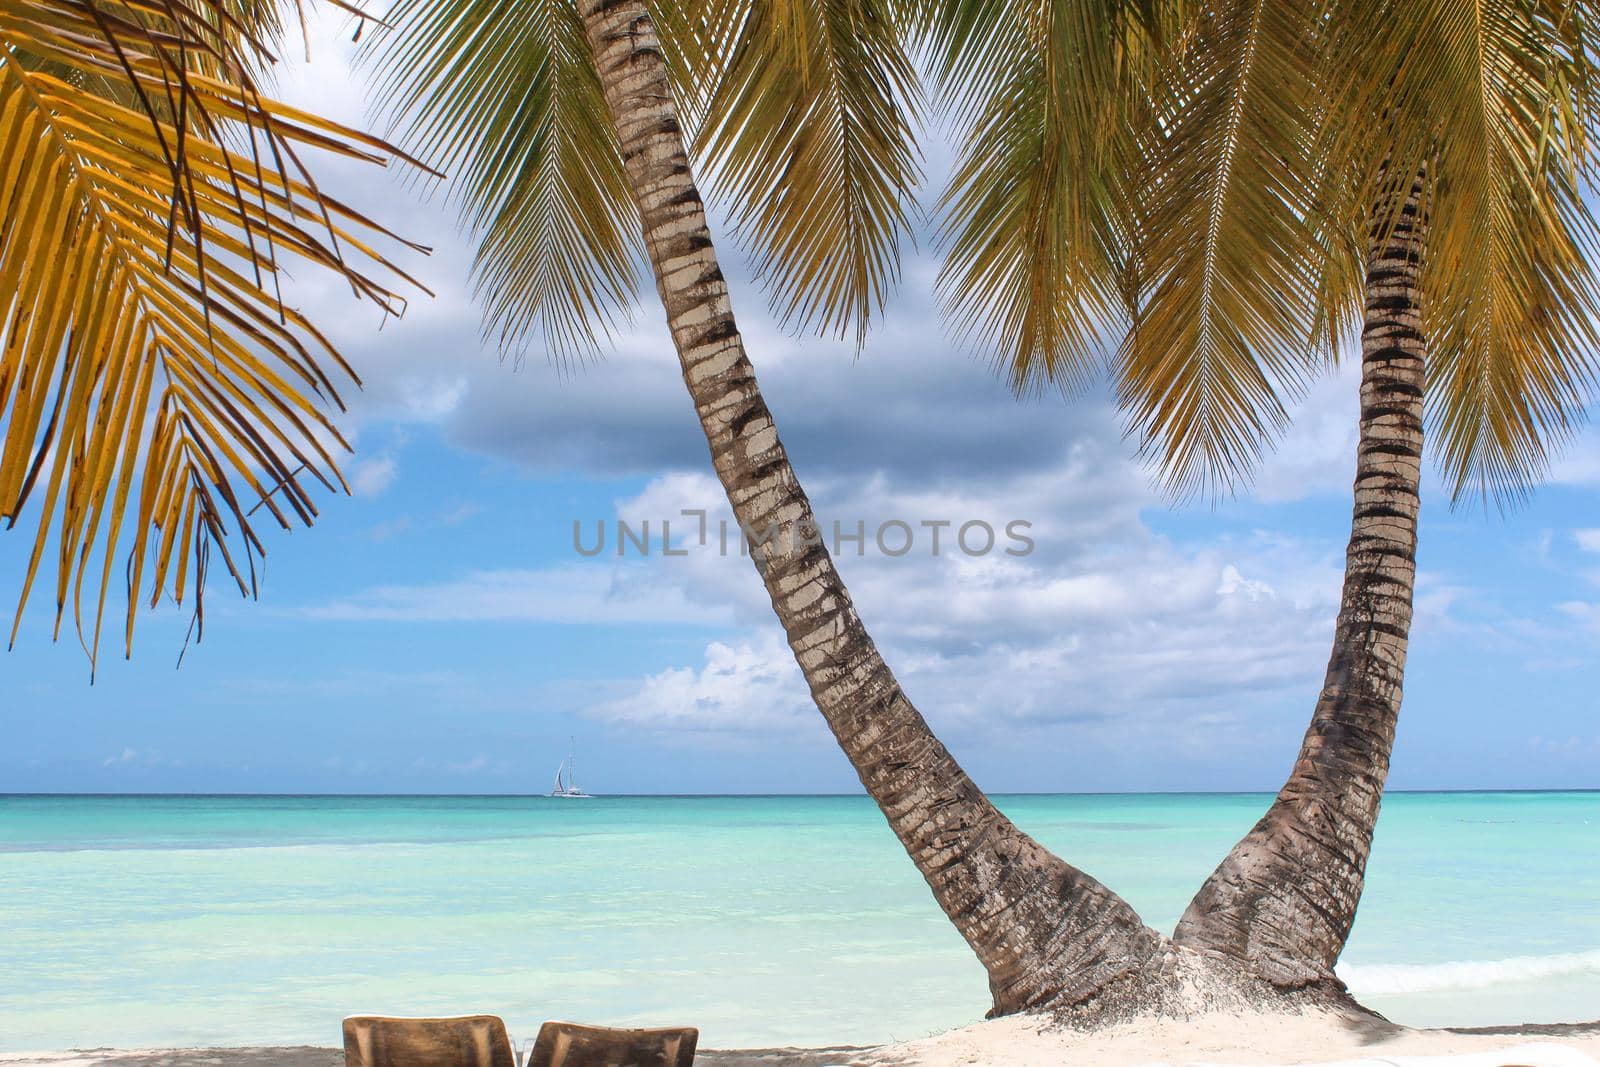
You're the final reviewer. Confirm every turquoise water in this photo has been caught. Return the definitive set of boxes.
[1,792,1596,1050]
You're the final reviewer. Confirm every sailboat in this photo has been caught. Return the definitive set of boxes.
[549,738,593,798]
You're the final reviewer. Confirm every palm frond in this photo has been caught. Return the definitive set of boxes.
[1349,0,1600,503]
[1,0,420,669]
[1117,0,1328,500]
[364,0,641,362]
[930,0,1165,394]
[690,0,923,345]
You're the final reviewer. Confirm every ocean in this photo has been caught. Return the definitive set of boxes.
[1,793,1596,1051]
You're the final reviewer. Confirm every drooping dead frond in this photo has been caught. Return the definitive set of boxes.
[0,0,424,669]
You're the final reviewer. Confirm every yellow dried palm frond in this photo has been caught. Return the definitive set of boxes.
[0,0,424,670]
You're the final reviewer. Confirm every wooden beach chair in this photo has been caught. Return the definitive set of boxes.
[525,1020,698,1067]
[343,1014,518,1067]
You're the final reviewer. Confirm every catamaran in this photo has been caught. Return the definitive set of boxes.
[549,738,592,798]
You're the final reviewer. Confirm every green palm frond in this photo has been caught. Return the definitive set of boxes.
[365,0,642,362]
[1117,0,1327,500]
[1,0,421,669]
[690,0,923,345]
[1344,0,1600,503]
[930,0,1165,394]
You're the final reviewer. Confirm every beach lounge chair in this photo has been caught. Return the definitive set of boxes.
[525,1021,697,1067]
[343,1014,518,1067]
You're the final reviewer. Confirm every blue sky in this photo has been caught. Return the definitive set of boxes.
[3,14,1599,795]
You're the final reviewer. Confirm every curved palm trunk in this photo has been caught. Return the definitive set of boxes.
[576,0,1163,1015]
[1174,180,1427,991]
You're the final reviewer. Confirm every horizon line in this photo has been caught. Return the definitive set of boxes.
[4,787,1598,799]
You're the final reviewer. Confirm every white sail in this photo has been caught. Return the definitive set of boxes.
[549,742,592,797]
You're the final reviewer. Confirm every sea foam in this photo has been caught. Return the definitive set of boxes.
[1340,948,1600,993]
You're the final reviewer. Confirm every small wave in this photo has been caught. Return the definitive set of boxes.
[1340,948,1600,993]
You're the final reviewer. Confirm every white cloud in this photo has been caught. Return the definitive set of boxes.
[304,564,740,626]
[348,455,398,497]
[1576,529,1600,553]
[1550,433,1600,487]
[1557,600,1600,638]
[102,747,165,768]
[540,459,1346,742]
[585,635,818,739]
[1526,734,1600,756]
[366,516,412,542]
[1248,365,1360,503]
[298,433,1371,747]
[265,10,1569,760]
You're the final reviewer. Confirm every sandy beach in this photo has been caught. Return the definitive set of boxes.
[6,1012,1599,1067]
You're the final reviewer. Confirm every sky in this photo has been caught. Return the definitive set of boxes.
[3,12,1599,795]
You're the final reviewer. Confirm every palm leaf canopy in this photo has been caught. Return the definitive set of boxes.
[938,0,1600,503]
[923,0,1177,394]
[1346,0,1600,502]
[0,0,425,669]
[1117,0,1326,500]
[687,0,923,345]
[362,0,923,357]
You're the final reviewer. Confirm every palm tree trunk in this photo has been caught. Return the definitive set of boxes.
[1173,178,1427,991]
[575,0,1164,1016]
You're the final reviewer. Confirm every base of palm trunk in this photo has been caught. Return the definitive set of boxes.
[1007,941,1375,1028]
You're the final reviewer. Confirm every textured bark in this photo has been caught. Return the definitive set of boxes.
[1174,180,1427,989]
[576,0,1164,1016]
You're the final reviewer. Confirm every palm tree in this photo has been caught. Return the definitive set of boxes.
[10,0,1596,1027]
[386,0,1476,1018]
[934,0,1600,1000]
[1170,0,1600,993]
[0,0,423,669]
[1,0,1213,1018]
[365,0,1175,1018]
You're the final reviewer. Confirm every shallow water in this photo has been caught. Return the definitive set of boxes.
[1,792,1595,1050]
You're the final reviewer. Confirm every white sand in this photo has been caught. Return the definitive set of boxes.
[864,1010,1600,1067]
[4,1014,1598,1067]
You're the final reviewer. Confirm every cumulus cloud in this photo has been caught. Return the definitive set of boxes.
[584,635,820,740]
[294,446,1349,746]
